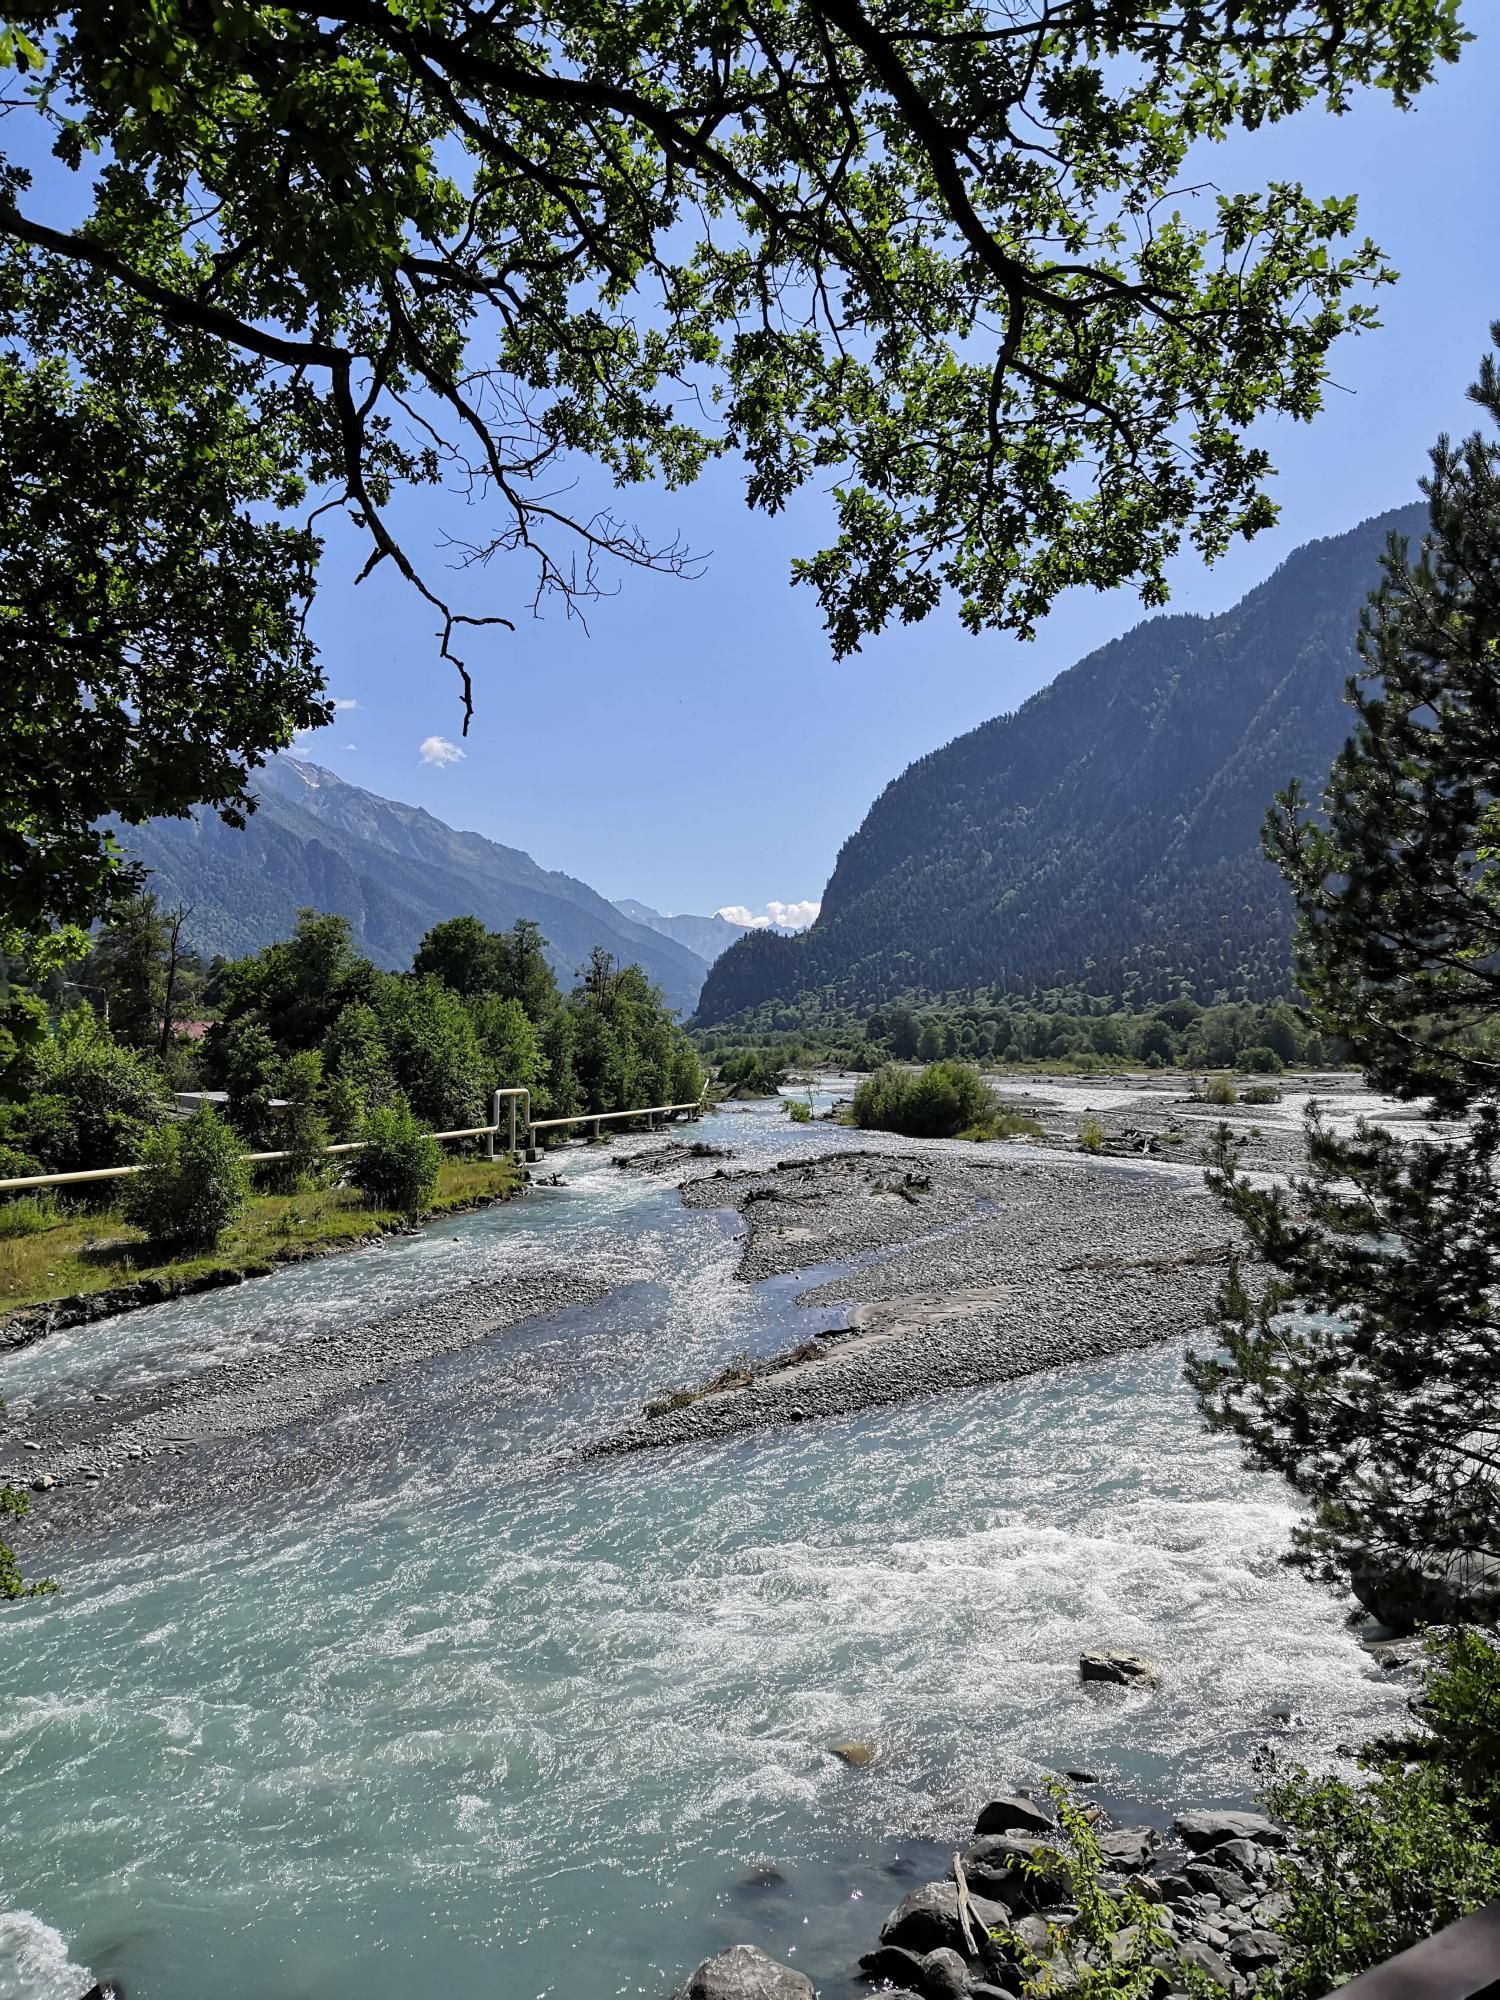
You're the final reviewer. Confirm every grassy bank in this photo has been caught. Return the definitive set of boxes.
[0,1154,523,1322]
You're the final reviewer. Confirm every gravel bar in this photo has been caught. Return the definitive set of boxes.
[2,1264,613,1498]
[610,1150,1239,1451]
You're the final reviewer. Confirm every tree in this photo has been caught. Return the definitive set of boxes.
[1,3,1467,938]
[1192,333,1500,1623]
[122,1102,250,1247]
[269,1049,332,1192]
[492,921,559,1025]
[414,916,497,998]
[350,1102,442,1214]
[371,974,488,1129]
[21,1011,171,1176]
[211,911,373,1059]
[466,993,539,1096]
[215,1018,283,1149]
[89,890,168,1048]
[158,901,193,1058]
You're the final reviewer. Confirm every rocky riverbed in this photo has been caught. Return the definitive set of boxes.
[679,1777,1301,2000]
[610,1149,1238,1452]
[0,1264,613,1508]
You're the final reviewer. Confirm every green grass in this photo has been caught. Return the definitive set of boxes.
[0,1154,521,1318]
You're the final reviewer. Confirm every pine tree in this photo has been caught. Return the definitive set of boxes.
[1190,330,1500,1626]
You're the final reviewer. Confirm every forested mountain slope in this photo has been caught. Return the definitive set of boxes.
[119,758,709,1013]
[696,504,1426,1024]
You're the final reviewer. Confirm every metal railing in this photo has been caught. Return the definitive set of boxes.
[0,1084,706,1192]
[1336,1900,1500,2000]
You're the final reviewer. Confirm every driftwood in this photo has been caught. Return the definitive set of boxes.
[952,1850,979,1957]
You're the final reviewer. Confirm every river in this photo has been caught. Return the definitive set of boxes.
[0,1092,1402,1999]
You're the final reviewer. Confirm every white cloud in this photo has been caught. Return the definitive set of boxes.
[419,734,465,766]
[716,900,820,931]
[331,698,360,712]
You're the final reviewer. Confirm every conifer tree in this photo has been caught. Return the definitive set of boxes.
[1191,330,1500,1621]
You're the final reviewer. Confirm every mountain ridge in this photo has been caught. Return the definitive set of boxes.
[696,502,1427,1025]
[611,898,749,965]
[117,757,710,1014]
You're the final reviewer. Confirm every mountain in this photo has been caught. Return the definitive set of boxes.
[612,899,749,965]
[119,758,710,1014]
[696,503,1426,1025]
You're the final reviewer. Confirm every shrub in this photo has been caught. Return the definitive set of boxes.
[1258,1631,1500,1995]
[1192,1072,1238,1105]
[1240,1081,1283,1105]
[121,1104,250,1249]
[717,1048,787,1097]
[349,1101,441,1213]
[23,1028,171,1178]
[0,1193,60,1238]
[852,1061,994,1138]
[1242,1044,1286,1073]
[2,1486,58,1602]
[1078,1116,1106,1154]
[784,1097,813,1124]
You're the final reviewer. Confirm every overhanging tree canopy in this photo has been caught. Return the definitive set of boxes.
[0,0,1469,928]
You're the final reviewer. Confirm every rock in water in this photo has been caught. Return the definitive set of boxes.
[1172,1808,1289,1851]
[1095,1827,1161,1872]
[1078,1648,1162,1689]
[681,1944,813,1999]
[973,1793,1057,1838]
[830,1739,879,1768]
[879,1880,1010,1957]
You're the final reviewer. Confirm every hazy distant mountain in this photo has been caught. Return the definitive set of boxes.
[696,503,1427,1024]
[612,899,749,965]
[119,757,710,1013]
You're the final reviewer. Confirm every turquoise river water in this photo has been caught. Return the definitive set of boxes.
[1,1096,1401,1999]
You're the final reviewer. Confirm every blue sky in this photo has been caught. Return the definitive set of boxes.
[31,21,1500,924]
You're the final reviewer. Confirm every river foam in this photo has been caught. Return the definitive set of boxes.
[1,1097,1403,1998]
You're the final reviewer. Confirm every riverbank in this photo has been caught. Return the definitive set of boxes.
[608,1148,1236,1452]
[0,1156,524,1348]
[1,1259,612,1507]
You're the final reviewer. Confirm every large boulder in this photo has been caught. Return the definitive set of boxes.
[961,1834,1070,1909]
[681,1945,813,2000]
[1204,1836,1274,1883]
[1172,1809,1289,1853]
[1095,1827,1160,1872]
[917,1947,972,2000]
[879,1880,1011,1957]
[1349,1549,1500,1634]
[1227,1931,1285,1974]
[858,1943,928,1989]
[1176,1940,1235,1991]
[974,1793,1057,1839]
[1079,1649,1161,1690]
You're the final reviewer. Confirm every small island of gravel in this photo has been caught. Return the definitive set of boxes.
[612,1146,1239,1452]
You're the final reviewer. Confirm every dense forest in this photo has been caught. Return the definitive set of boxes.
[697,505,1426,1027]
[697,991,1337,1079]
[0,900,703,1189]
